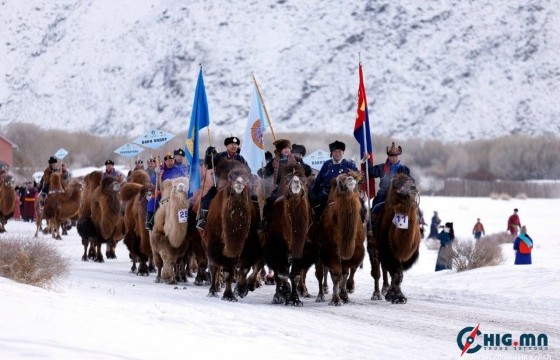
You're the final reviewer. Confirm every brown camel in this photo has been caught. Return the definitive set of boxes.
[368,173,420,304]
[120,170,154,275]
[315,171,365,306]
[40,174,83,240]
[203,165,262,301]
[0,174,16,233]
[262,164,314,306]
[77,171,103,261]
[89,176,125,262]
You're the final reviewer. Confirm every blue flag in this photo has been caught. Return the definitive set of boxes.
[186,67,210,198]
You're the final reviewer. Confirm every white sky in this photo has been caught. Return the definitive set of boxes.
[0,196,559,359]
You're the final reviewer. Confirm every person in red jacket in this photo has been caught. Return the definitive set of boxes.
[507,208,521,237]
[472,218,485,240]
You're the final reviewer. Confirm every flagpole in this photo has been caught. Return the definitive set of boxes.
[252,75,276,142]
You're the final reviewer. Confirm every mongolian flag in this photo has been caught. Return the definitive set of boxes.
[354,63,375,198]
[185,67,210,198]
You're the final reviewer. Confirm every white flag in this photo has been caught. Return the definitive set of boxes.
[241,86,268,174]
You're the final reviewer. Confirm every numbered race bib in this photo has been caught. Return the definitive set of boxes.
[177,209,188,223]
[392,213,409,229]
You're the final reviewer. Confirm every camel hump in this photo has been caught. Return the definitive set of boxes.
[129,170,150,186]
[120,182,145,202]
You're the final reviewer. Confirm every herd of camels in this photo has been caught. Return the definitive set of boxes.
[0,157,421,305]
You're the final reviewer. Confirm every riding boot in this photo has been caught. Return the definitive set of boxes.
[196,209,208,231]
[145,211,154,230]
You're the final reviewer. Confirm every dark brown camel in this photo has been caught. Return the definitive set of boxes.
[262,164,315,306]
[120,170,154,275]
[367,173,420,304]
[77,171,103,261]
[203,164,262,301]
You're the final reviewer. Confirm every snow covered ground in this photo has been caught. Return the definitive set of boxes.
[0,196,558,359]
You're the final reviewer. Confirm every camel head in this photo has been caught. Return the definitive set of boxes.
[101,176,121,194]
[336,173,360,193]
[2,174,15,188]
[281,164,306,197]
[391,173,418,199]
[171,177,188,195]
[227,169,250,195]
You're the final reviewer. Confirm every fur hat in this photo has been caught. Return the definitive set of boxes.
[273,139,291,153]
[224,136,241,146]
[386,142,403,156]
[174,148,185,157]
[48,156,58,164]
[164,152,174,161]
[291,144,306,156]
[328,140,346,153]
[444,222,453,230]
[104,159,115,166]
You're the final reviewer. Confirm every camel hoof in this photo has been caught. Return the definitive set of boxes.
[329,299,342,306]
[391,296,407,304]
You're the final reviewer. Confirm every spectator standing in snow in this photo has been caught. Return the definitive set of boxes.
[513,225,533,265]
[507,208,521,237]
[472,218,485,240]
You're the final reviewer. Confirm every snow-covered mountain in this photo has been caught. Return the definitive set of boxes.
[1,0,559,141]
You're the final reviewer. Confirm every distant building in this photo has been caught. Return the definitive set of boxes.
[0,133,18,172]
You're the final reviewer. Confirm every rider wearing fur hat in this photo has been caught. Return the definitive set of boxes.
[310,140,358,215]
[365,142,412,231]
[195,137,249,230]
[216,136,249,166]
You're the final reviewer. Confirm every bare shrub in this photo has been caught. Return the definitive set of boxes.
[500,193,511,200]
[0,236,69,289]
[482,231,514,244]
[490,192,500,200]
[516,192,528,199]
[450,238,505,272]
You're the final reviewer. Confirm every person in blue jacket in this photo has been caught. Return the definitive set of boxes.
[173,148,190,177]
[513,225,533,265]
[435,222,455,271]
[310,140,358,216]
[145,152,184,230]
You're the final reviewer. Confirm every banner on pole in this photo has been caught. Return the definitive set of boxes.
[133,129,175,149]
[114,143,145,158]
[54,148,69,160]
[304,149,331,171]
